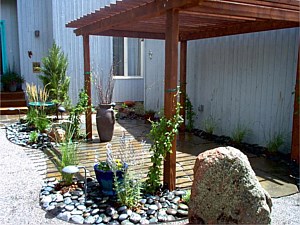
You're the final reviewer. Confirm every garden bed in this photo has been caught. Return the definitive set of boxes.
[5,121,190,224]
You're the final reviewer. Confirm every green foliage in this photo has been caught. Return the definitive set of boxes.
[29,131,39,144]
[26,108,50,132]
[1,70,24,86]
[182,190,191,204]
[144,101,184,194]
[39,42,70,117]
[185,96,196,132]
[68,90,89,140]
[35,112,50,133]
[26,108,38,126]
[59,126,78,185]
[266,134,285,153]
[114,170,143,209]
[231,124,251,144]
[203,116,217,134]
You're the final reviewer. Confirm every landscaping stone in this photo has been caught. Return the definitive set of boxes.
[71,215,84,224]
[119,214,128,221]
[65,205,75,211]
[189,146,272,224]
[129,212,141,223]
[57,211,71,222]
[84,215,96,224]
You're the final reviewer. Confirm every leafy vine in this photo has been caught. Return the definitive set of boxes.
[144,97,183,194]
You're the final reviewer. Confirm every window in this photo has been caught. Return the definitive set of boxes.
[113,37,144,77]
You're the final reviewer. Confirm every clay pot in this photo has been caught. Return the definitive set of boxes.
[96,104,115,142]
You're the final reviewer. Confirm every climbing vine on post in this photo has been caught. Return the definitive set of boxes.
[145,95,183,194]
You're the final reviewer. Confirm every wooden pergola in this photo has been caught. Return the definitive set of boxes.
[67,0,300,190]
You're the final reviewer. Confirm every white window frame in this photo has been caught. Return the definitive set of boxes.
[113,37,144,80]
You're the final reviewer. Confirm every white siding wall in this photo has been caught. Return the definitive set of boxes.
[17,0,53,86]
[144,40,165,112]
[1,0,20,73]
[52,0,144,104]
[145,28,299,153]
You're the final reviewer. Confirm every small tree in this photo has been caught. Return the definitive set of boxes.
[39,43,70,119]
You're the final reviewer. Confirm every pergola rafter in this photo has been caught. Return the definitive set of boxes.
[67,0,300,189]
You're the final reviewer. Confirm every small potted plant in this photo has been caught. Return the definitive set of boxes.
[1,70,24,92]
[94,143,127,195]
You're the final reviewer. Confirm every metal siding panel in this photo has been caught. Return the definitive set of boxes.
[52,0,141,105]
[147,29,298,152]
[17,0,53,86]
[144,39,165,112]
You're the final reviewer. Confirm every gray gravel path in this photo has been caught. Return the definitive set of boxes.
[0,126,299,225]
[0,127,68,225]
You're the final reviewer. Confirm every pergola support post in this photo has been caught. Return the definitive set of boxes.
[291,45,299,164]
[179,41,187,133]
[83,35,93,141]
[163,9,179,191]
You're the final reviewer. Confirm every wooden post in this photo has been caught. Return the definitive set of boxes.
[83,35,93,141]
[291,45,299,164]
[179,41,187,133]
[163,9,179,191]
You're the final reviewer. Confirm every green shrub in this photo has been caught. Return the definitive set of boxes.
[29,131,39,143]
[182,190,191,204]
[231,124,251,144]
[203,116,217,134]
[35,113,50,133]
[26,108,38,126]
[185,96,196,132]
[266,134,284,153]
[39,42,70,118]
[59,127,78,185]
[68,90,89,140]
[114,170,143,209]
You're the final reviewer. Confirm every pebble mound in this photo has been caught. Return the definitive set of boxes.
[41,178,189,224]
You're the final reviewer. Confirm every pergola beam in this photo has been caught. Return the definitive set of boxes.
[188,1,300,22]
[180,20,298,41]
[94,30,165,40]
[74,0,201,36]
[163,9,179,190]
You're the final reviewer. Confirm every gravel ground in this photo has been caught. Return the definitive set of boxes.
[0,127,68,225]
[0,126,299,225]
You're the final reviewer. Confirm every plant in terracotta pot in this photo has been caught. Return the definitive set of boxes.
[94,65,116,142]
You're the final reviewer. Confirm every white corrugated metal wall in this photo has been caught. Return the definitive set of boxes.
[16,0,144,104]
[17,0,53,86]
[145,28,299,153]
[52,0,144,105]
[1,0,20,74]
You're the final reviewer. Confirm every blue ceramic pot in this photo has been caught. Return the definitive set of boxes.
[94,163,127,196]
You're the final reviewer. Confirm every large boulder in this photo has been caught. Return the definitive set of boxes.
[189,146,272,224]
